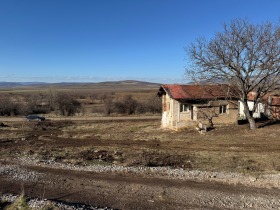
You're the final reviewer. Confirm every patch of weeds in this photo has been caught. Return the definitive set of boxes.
[246,159,259,171]
[76,148,124,164]
[5,193,30,210]
[272,161,280,171]
[129,123,153,132]
[136,151,190,168]
[79,149,117,163]
[42,202,59,210]
[0,200,11,209]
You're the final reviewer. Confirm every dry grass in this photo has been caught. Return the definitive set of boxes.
[1,120,280,174]
[5,193,30,210]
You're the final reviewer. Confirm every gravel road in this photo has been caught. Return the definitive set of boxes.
[1,158,280,210]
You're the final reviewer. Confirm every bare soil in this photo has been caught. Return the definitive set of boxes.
[1,118,280,209]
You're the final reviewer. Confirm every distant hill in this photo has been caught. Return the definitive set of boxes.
[0,80,160,89]
[0,82,47,88]
[96,80,160,86]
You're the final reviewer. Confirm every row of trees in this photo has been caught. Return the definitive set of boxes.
[0,93,81,117]
[103,94,161,115]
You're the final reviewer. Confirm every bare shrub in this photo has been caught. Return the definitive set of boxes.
[101,92,115,115]
[24,94,50,115]
[114,95,138,115]
[56,94,81,116]
[46,87,58,111]
[137,95,161,114]
[0,97,21,116]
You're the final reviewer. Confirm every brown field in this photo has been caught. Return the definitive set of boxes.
[1,119,280,174]
[0,81,161,117]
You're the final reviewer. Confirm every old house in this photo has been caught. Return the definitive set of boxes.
[157,84,238,130]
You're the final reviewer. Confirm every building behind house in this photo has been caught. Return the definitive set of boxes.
[238,92,280,120]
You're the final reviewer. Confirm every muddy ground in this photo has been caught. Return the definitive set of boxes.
[0,119,280,209]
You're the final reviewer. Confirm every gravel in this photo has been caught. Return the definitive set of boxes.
[8,156,280,189]
[0,164,41,182]
[0,194,113,210]
[1,157,280,209]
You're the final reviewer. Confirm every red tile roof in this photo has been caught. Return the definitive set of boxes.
[159,84,234,100]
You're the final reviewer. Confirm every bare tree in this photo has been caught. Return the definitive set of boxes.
[186,19,280,129]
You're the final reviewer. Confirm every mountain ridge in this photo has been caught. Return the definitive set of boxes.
[0,80,160,88]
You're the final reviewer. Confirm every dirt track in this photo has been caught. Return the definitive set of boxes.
[1,115,161,122]
[1,161,280,210]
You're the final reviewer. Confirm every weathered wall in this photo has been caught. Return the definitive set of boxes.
[197,104,238,125]
[212,108,238,125]
[161,94,177,129]
[271,106,280,120]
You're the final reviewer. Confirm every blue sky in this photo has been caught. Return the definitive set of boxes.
[0,0,279,83]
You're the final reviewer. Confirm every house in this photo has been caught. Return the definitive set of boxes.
[238,92,280,120]
[157,84,239,130]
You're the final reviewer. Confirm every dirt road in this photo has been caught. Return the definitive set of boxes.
[1,115,161,122]
[1,160,280,210]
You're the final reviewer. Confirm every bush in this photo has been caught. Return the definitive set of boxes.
[0,97,21,116]
[101,93,115,115]
[136,96,161,114]
[56,94,81,116]
[101,94,161,115]
[114,95,138,115]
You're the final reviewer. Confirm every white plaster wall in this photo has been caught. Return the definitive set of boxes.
[239,101,265,119]
[161,111,168,128]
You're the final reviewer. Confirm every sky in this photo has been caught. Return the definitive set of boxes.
[0,0,279,84]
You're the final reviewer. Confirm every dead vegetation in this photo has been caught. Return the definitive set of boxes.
[1,119,280,174]
[0,82,161,117]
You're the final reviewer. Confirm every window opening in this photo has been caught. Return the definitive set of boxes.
[219,105,227,114]
[180,104,190,112]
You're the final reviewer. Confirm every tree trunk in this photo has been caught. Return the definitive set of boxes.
[247,116,257,130]
[242,100,257,130]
